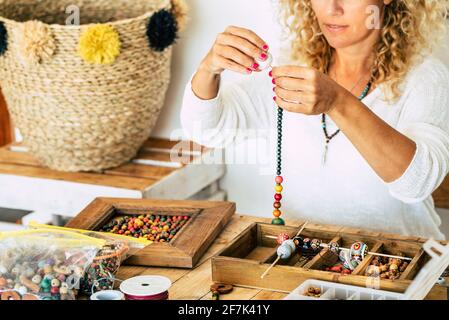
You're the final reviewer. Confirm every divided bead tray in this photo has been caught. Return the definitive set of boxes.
[211,223,448,299]
[66,198,236,268]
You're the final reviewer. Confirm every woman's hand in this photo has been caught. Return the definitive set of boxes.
[271,66,348,115]
[199,26,270,76]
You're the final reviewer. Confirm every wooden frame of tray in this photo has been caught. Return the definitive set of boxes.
[66,198,235,268]
[211,223,448,299]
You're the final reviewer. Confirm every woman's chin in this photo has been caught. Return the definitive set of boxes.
[324,38,356,50]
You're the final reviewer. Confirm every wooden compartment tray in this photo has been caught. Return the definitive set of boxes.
[211,223,448,299]
[66,198,235,268]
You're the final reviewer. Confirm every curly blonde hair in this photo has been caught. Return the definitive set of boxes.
[279,0,448,102]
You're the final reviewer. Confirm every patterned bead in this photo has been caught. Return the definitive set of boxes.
[311,239,322,251]
[303,238,311,250]
[276,233,290,245]
[328,242,340,254]
[273,209,281,218]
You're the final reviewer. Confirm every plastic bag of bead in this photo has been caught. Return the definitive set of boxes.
[0,229,103,300]
[27,222,149,295]
[79,240,129,295]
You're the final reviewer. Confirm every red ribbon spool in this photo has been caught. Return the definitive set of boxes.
[120,275,171,301]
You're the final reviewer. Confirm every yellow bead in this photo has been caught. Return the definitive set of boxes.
[273,210,281,218]
[275,185,283,193]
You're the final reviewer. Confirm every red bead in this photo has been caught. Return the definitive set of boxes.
[274,193,282,201]
[273,201,281,209]
[275,176,283,184]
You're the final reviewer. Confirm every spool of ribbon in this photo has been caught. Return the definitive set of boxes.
[90,290,124,300]
[119,275,171,301]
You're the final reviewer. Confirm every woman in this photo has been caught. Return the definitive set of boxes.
[181,0,449,239]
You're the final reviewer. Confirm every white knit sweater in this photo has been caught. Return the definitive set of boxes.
[181,56,449,240]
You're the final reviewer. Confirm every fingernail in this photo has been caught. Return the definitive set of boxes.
[272,78,276,84]
[269,70,273,77]
[273,87,276,92]
[252,62,260,70]
[273,96,277,101]
[260,53,268,61]
[246,68,253,74]
[263,44,269,51]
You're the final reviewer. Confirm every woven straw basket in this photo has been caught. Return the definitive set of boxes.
[0,0,186,172]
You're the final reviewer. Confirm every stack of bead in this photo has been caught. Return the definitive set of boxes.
[273,175,285,225]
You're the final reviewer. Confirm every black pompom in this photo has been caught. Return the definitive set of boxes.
[146,9,178,52]
[0,21,7,56]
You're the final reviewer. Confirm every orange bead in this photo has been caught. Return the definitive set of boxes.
[273,209,281,218]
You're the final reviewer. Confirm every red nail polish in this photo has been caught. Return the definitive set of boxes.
[273,96,277,102]
[272,78,276,84]
[260,53,268,61]
[269,70,273,77]
[263,44,269,51]
[252,62,259,70]
[246,68,253,73]
[273,87,276,92]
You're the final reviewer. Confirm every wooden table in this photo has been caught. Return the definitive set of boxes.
[0,138,226,228]
[117,214,289,300]
[117,214,449,300]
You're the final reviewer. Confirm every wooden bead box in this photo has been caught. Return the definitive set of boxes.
[211,223,448,299]
[66,198,236,268]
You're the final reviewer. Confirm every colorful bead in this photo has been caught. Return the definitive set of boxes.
[271,217,285,225]
[276,233,290,245]
[274,193,282,201]
[311,239,322,251]
[273,201,281,209]
[102,214,190,243]
[275,176,283,184]
[275,185,283,193]
[273,209,281,218]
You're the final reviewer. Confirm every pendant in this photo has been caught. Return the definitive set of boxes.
[322,141,329,166]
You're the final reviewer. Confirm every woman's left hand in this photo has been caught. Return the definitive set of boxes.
[271,66,346,115]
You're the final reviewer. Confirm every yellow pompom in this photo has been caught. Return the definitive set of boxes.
[78,24,121,65]
[275,185,283,193]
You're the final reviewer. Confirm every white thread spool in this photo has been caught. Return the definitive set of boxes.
[255,52,273,70]
[90,290,124,300]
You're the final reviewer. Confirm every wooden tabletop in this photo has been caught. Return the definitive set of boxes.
[117,214,289,300]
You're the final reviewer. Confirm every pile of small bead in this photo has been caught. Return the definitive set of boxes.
[101,214,190,242]
[0,257,81,300]
[365,255,408,280]
[304,286,322,298]
[325,263,353,275]
[80,242,128,294]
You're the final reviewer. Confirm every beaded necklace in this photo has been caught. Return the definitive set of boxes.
[321,81,372,165]
[271,74,372,225]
